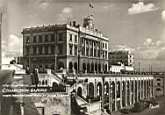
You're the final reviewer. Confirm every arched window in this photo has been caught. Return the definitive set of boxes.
[58,61,64,70]
[97,82,102,97]
[52,82,58,92]
[95,63,97,73]
[42,80,45,85]
[45,80,48,85]
[88,82,94,99]
[83,63,86,73]
[104,64,107,73]
[91,63,94,73]
[77,87,83,97]
[69,62,73,73]
[74,62,77,73]
[98,64,101,73]
[87,63,90,73]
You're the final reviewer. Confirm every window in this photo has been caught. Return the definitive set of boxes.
[75,46,77,56]
[69,34,72,42]
[58,44,63,55]
[45,46,48,54]
[26,47,29,55]
[90,48,93,56]
[105,51,107,59]
[105,43,107,49]
[45,35,48,42]
[86,48,89,56]
[157,79,161,81]
[51,46,54,54]
[33,47,37,55]
[33,36,36,43]
[94,49,96,57]
[39,35,42,42]
[58,33,63,41]
[39,46,42,54]
[82,47,85,56]
[51,34,54,42]
[75,35,77,43]
[156,88,161,91]
[26,36,30,43]
[69,44,73,55]
[157,83,161,86]
[98,50,100,57]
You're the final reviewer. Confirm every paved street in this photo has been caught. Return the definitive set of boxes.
[131,96,165,115]
[113,96,165,115]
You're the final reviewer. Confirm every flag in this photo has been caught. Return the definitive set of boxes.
[89,3,94,8]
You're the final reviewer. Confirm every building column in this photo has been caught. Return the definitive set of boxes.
[133,80,135,104]
[147,80,149,99]
[125,81,128,107]
[85,39,86,56]
[146,80,149,99]
[115,81,117,111]
[120,80,123,109]
[93,41,94,57]
[101,81,104,110]
[139,80,142,100]
[109,80,112,112]
[153,79,155,97]
[149,80,151,98]
[94,80,97,98]
[150,80,153,98]
[129,81,132,105]
[137,80,139,102]
[142,80,144,99]
[144,80,147,99]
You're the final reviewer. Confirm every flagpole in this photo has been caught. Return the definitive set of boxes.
[89,0,94,16]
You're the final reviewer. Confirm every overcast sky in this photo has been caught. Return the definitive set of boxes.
[1,0,165,71]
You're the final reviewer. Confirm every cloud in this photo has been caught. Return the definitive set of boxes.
[57,7,73,23]
[5,34,22,57]
[35,0,50,10]
[128,2,158,15]
[113,44,135,52]
[161,10,165,21]
[2,34,22,64]
[62,7,72,14]
[143,38,154,47]
[39,1,49,9]
[136,38,165,60]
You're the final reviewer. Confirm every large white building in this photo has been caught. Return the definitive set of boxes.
[22,15,109,74]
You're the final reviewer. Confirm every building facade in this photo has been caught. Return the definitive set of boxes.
[21,15,155,114]
[153,73,165,97]
[22,15,109,73]
[70,74,154,113]
[109,50,134,67]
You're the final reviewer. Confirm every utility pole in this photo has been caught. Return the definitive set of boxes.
[0,12,2,70]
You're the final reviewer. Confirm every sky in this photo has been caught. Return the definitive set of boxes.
[1,0,165,71]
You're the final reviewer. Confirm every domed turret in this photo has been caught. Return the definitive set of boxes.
[83,15,94,30]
